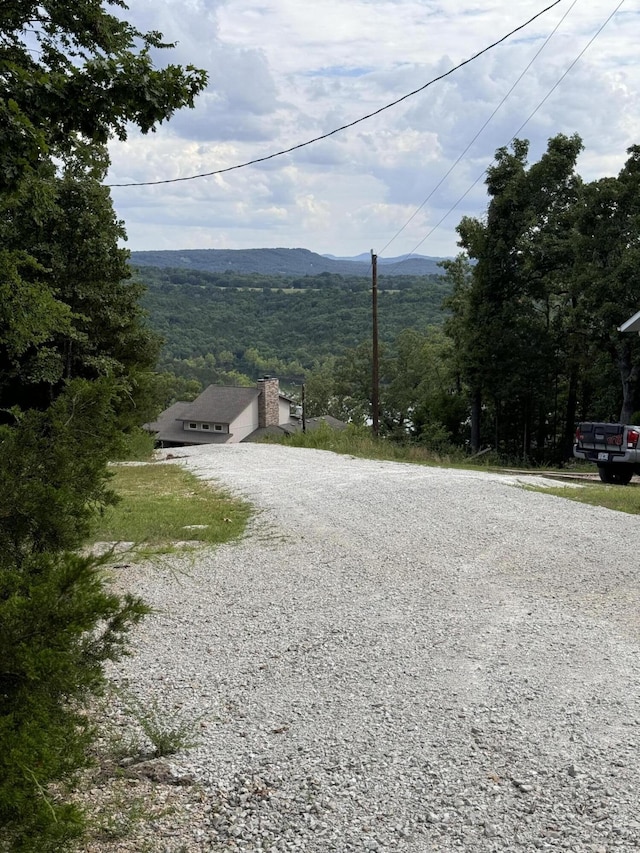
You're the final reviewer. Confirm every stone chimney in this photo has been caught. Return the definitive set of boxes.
[257,376,280,428]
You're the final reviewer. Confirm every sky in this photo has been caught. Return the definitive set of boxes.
[106,0,639,259]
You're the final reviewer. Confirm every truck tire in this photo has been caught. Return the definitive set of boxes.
[598,464,634,485]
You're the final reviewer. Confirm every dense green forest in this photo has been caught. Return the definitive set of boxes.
[137,267,452,383]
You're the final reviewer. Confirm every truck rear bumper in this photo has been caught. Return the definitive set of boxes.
[575,448,622,463]
[574,446,636,465]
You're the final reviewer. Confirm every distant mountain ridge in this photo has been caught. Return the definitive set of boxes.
[130,247,448,277]
[322,252,447,266]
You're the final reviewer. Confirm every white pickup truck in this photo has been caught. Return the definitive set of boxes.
[573,422,640,484]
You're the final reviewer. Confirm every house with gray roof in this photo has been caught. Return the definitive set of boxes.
[146,376,297,447]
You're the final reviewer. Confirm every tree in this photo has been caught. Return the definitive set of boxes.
[0,3,207,847]
[452,134,584,458]
[1,1,206,192]
[0,547,149,850]
[390,327,468,448]
[441,255,476,446]
[152,372,203,410]
[303,358,339,418]
[573,147,640,423]
[1,162,160,409]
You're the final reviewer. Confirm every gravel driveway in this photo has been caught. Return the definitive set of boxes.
[105,443,640,852]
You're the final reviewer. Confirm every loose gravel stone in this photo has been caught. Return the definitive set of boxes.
[85,443,640,852]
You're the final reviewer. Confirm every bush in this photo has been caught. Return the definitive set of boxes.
[112,427,157,462]
[0,551,149,852]
[0,382,120,562]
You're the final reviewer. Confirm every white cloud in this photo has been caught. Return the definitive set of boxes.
[107,0,640,257]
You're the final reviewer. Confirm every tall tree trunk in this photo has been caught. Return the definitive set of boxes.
[563,365,579,460]
[470,387,481,452]
[619,344,639,423]
[536,400,547,459]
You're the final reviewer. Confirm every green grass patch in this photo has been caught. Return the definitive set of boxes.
[532,481,640,515]
[90,463,251,552]
[268,421,471,466]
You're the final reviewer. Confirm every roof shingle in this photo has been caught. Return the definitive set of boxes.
[178,385,258,424]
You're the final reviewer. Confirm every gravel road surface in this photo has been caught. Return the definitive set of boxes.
[102,443,640,852]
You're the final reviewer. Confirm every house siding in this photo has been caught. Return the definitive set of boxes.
[228,399,260,442]
[279,397,292,424]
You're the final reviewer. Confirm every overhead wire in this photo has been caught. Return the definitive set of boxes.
[377,0,580,263]
[106,0,562,188]
[399,0,625,263]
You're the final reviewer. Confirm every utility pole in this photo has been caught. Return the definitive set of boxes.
[371,250,379,436]
[301,383,306,433]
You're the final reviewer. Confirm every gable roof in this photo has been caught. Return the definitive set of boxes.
[178,385,258,424]
[144,401,228,445]
[145,401,190,433]
[619,309,640,333]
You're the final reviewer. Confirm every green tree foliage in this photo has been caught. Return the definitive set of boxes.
[451,134,585,457]
[151,372,203,410]
[138,268,453,384]
[0,2,207,848]
[309,326,467,445]
[1,1,206,192]
[384,327,468,447]
[442,136,640,461]
[1,163,161,421]
[302,358,341,418]
[0,380,125,562]
[572,147,640,423]
[0,551,149,850]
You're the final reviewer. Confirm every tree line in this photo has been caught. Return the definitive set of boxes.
[450,134,640,460]
[136,265,444,292]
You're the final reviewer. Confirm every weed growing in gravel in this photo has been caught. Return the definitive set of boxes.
[92,788,152,842]
[107,689,201,760]
[136,702,199,759]
[70,690,202,851]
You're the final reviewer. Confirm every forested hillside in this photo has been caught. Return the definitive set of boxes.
[137,266,452,383]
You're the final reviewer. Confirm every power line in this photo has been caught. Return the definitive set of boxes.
[402,0,624,261]
[107,1,563,188]
[378,0,579,262]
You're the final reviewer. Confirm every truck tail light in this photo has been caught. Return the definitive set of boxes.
[627,429,639,448]
[575,426,584,442]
